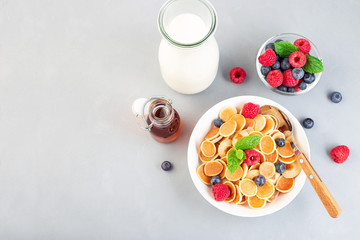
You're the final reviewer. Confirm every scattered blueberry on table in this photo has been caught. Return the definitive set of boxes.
[161,161,172,171]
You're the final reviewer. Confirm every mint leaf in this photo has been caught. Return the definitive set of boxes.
[274,41,299,58]
[236,149,246,160]
[235,135,261,150]
[227,148,241,174]
[302,54,324,73]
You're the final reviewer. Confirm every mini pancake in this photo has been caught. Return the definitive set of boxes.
[221,156,227,163]
[282,159,302,178]
[269,129,280,137]
[260,116,275,135]
[204,127,220,141]
[267,172,280,185]
[245,127,255,134]
[239,195,247,204]
[248,195,267,209]
[233,185,243,205]
[272,132,286,141]
[267,190,279,202]
[276,176,295,193]
[259,162,276,178]
[231,130,249,146]
[254,149,266,163]
[225,165,243,181]
[256,181,275,199]
[264,149,278,163]
[201,140,217,157]
[232,179,240,185]
[218,159,227,179]
[254,114,266,131]
[244,118,255,128]
[278,154,297,164]
[269,115,279,130]
[277,140,295,158]
[241,162,248,179]
[245,170,260,180]
[249,163,260,171]
[210,135,223,144]
[219,106,237,122]
[199,151,218,162]
[230,114,246,131]
[218,138,232,157]
[219,120,237,137]
[204,160,224,176]
[196,163,212,185]
[260,135,276,154]
[283,130,292,140]
[249,131,264,138]
[224,181,237,202]
[239,179,257,197]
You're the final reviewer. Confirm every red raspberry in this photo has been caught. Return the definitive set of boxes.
[266,70,283,87]
[258,49,276,66]
[283,69,300,87]
[330,145,350,164]
[230,67,247,84]
[294,38,311,54]
[244,149,260,165]
[242,102,260,119]
[212,183,230,201]
[289,51,307,68]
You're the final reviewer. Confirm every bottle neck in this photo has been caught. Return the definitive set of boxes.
[148,99,174,128]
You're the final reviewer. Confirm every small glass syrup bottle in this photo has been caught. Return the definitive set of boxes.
[132,97,181,143]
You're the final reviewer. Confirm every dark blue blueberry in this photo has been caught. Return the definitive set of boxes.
[330,92,342,103]
[292,68,305,80]
[275,138,285,147]
[281,58,291,71]
[214,118,224,128]
[272,61,281,70]
[261,66,272,77]
[302,118,314,129]
[277,85,288,92]
[254,175,266,187]
[287,87,295,93]
[276,54,282,62]
[298,81,307,90]
[161,161,172,171]
[290,142,295,148]
[303,73,315,84]
[210,176,221,185]
[265,43,275,50]
[275,39,283,43]
[275,162,286,174]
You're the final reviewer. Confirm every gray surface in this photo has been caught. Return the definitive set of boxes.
[0,0,359,239]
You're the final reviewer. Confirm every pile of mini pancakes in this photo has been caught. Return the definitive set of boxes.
[196,105,302,209]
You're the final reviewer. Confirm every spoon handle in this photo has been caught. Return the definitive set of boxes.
[297,153,342,218]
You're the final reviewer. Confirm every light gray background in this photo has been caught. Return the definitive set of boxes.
[0,0,359,239]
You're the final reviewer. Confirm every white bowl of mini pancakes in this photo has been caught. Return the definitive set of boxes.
[187,96,310,217]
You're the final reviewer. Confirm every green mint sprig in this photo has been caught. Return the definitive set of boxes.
[302,54,324,73]
[274,41,299,58]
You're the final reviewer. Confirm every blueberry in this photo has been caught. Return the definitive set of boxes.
[214,118,224,128]
[210,176,221,185]
[275,162,286,174]
[261,66,271,77]
[277,85,288,92]
[303,73,315,84]
[290,142,295,148]
[330,91,342,103]
[275,138,285,147]
[302,118,314,129]
[275,39,283,43]
[161,161,172,171]
[287,87,295,93]
[298,81,307,90]
[276,54,282,61]
[265,43,275,51]
[271,61,281,70]
[254,175,266,186]
[281,58,291,71]
[292,68,305,80]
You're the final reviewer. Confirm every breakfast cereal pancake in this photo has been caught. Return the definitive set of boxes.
[225,165,244,181]
[268,115,279,130]
[245,127,255,134]
[260,105,287,129]
[278,155,296,164]
[217,159,227,179]
[249,163,260,171]
[224,181,237,202]
[197,163,212,185]
[204,161,224,176]
[249,131,264,138]
[231,130,248,146]
[229,114,246,132]
[204,127,220,141]
[260,135,276,154]
[269,129,280,137]
[232,179,241,185]
[219,106,237,122]
[267,172,280,185]
[260,115,275,135]
[272,132,286,141]
[276,176,295,193]
[210,135,223,144]
[201,140,217,157]
[254,149,266,163]
[277,140,295,158]
[221,156,227,163]
[233,185,243,205]
[264,149,278,163]
[241,162,248,179]
[239,195,247,204]
[282,160,302,178]
[267,190,279,202]
[218,138,232,157]
[256,181,275,199]
[239,179,257,197]
[248,195,267,209]
[245,170,260,180]
[219,120,237,137]
[259,162,276,179]
[199,150,218,162]
[254,114,266,131]
[244,118,255,128]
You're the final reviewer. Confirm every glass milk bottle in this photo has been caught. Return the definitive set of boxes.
[158,0,219,94]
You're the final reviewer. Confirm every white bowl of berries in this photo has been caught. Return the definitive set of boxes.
[256,33,324,95]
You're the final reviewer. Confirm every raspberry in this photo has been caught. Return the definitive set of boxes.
[294,38,311,54]
[266,70,283,87]
[244,149,260,165]
[283,69,300,87]
[241,102,260,119]
[258,49,276,66]
[330,145,350,164]
[289,51,307,68]
[230,67,247,84]
[212,183,230,201]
